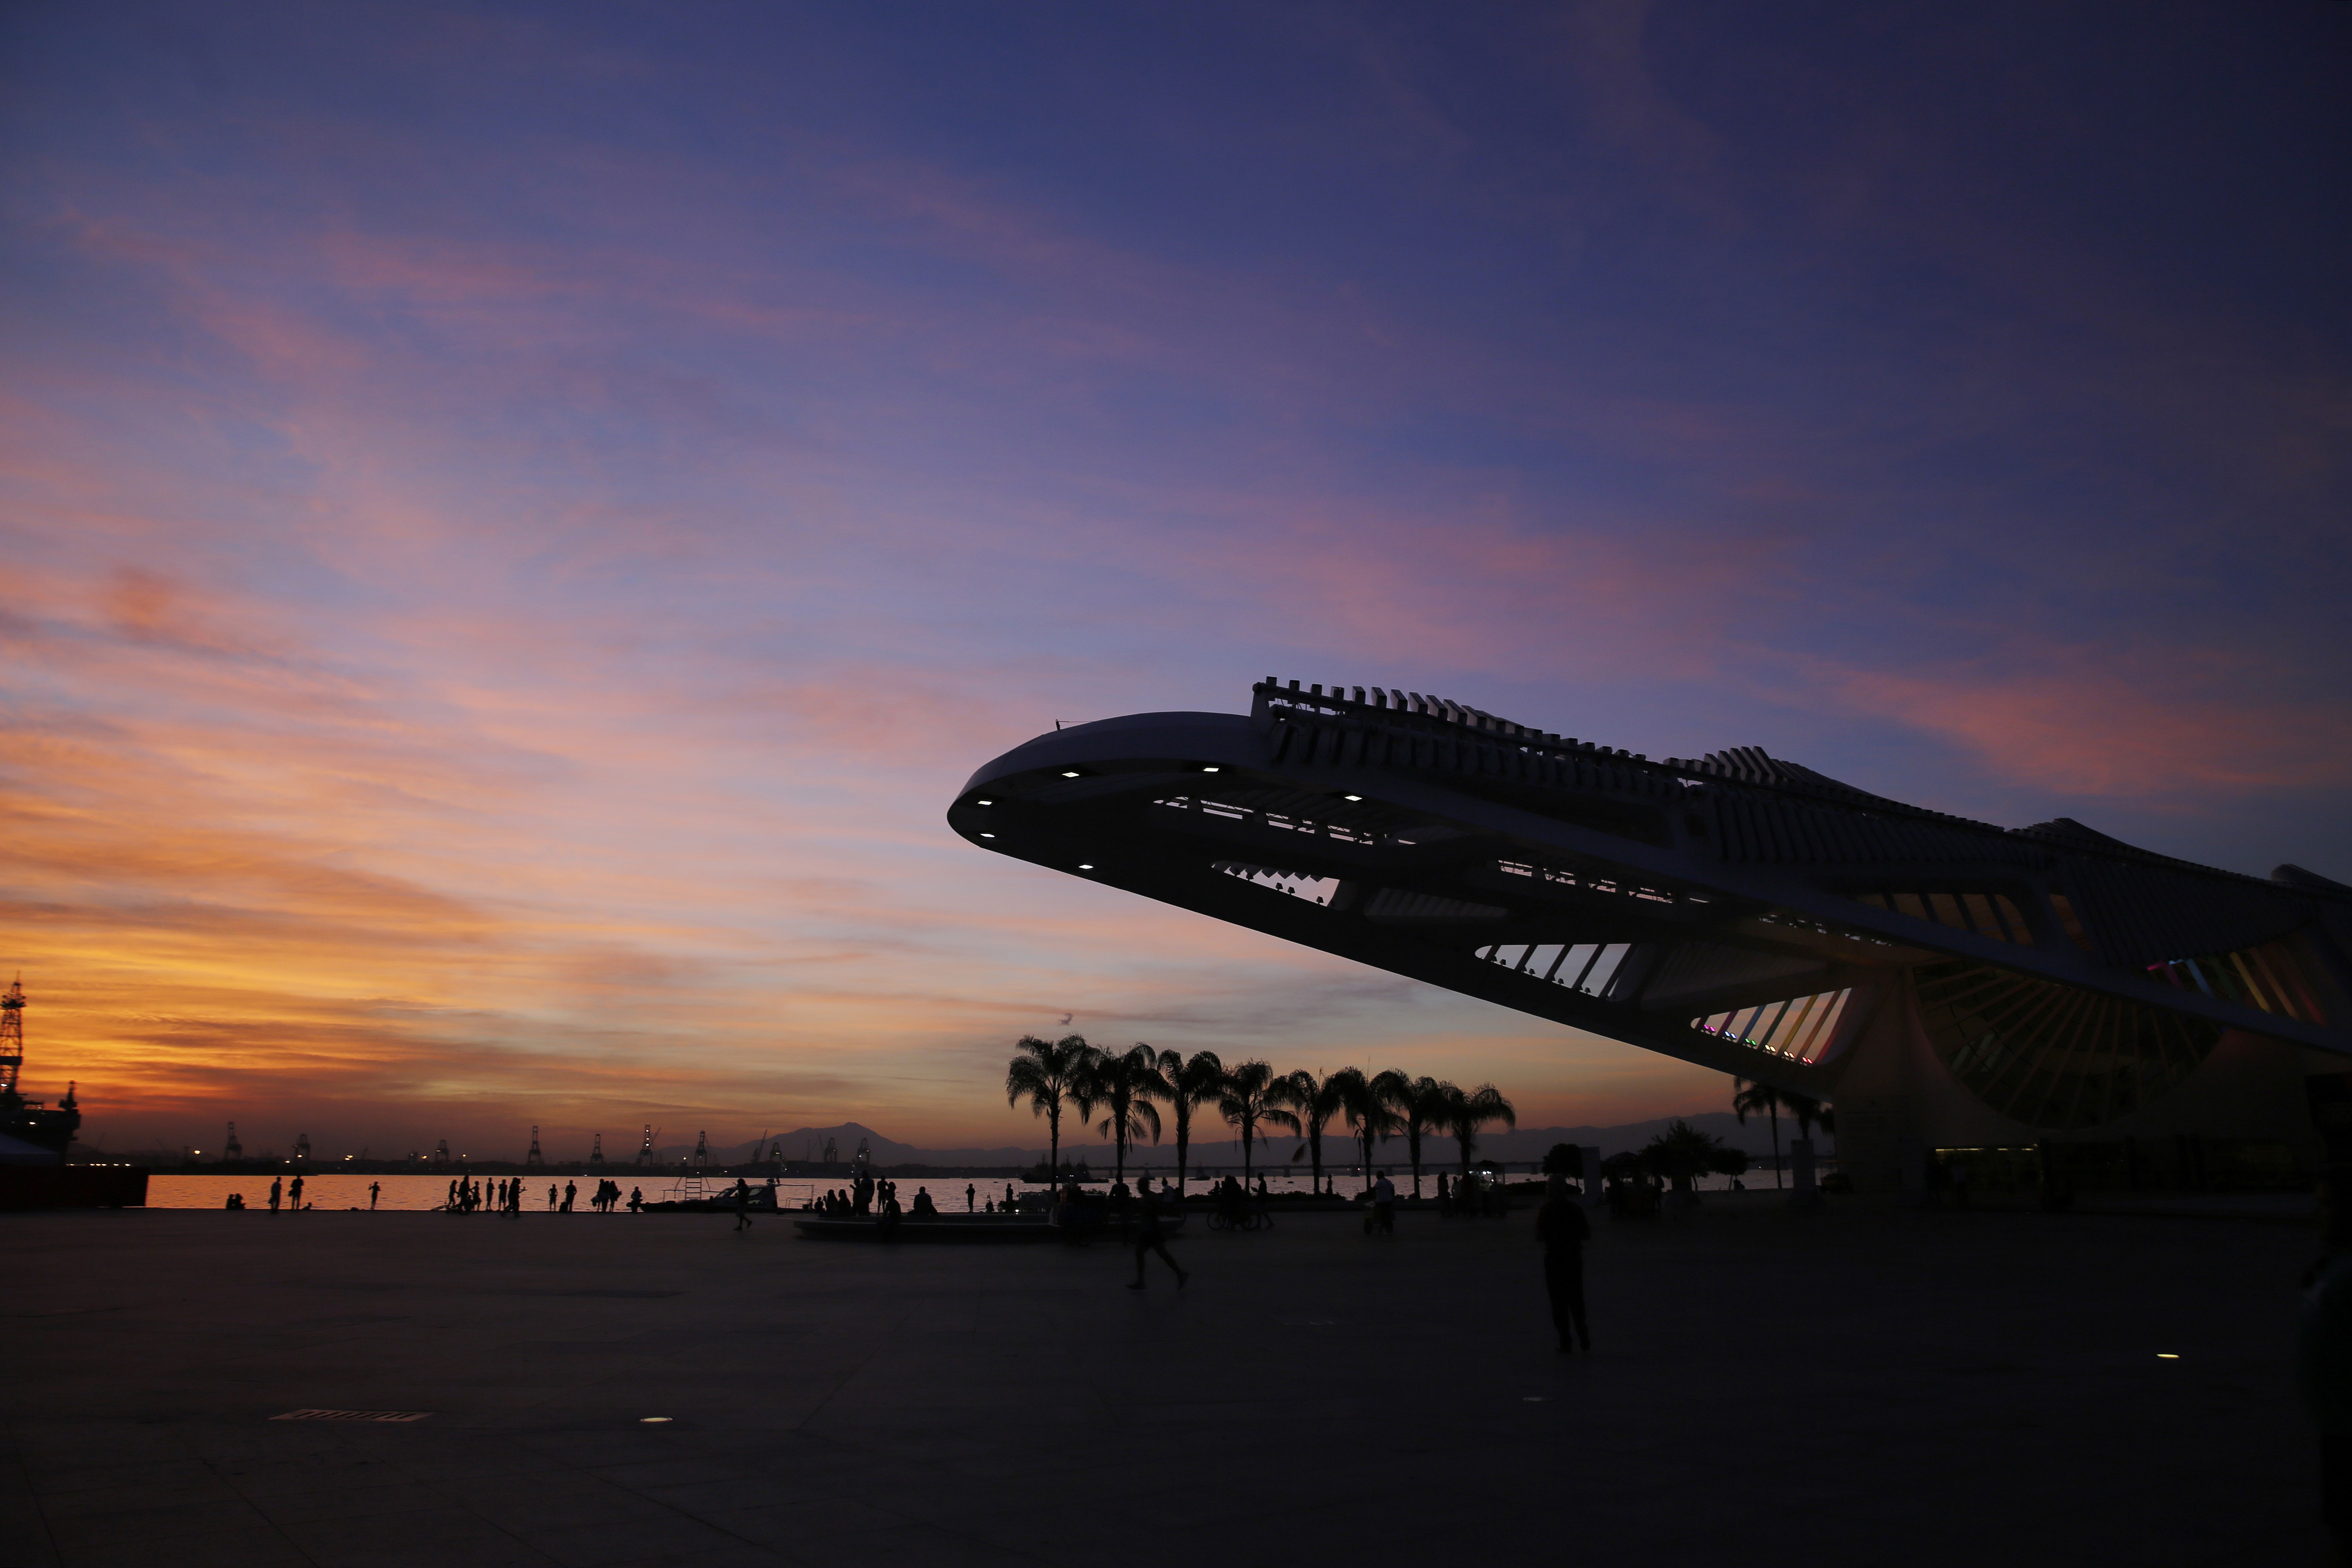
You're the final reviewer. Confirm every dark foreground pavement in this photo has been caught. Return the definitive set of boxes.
[0,1197,2325,1568]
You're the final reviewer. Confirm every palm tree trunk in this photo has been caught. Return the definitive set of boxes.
[1175,1104,1190,1195]
[1309,1129,1323,1195]
[1408,1125,1423,1197]
[1770,1104,1783,1190]
[1048,1099,1060,1185]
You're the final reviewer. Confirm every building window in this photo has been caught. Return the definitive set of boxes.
[1691,988,1852,1064]
[1915,960,2219,1131]
[2146,939,2328,1025]
[1855,890,2034,944]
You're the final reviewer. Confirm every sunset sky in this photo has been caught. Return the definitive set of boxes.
[4,3,2346,1160]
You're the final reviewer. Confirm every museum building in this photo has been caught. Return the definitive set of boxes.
[950,679,2352,1194]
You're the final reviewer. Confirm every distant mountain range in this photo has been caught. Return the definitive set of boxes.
[651,1111,1829,1169]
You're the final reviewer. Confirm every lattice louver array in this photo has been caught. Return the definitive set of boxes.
[1476,942,1635,997]
[2147,939,2329,1025]
[1692,988,1852,1064]
[1915,960,2221,1131]
[1854,890,2036,945]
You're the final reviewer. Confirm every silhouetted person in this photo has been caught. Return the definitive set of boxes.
[1005,1182,1015,1211]
[733,1177,755,1230]
[289,1174,304,1210]
[911,1186,938,1218]
[369,1180,381,1210]
[1437,1171,1452,1217]
[877,1189,903,1236]
[2304,1169,2352,1561]
[562,1179,576,1212]
[628,1186,643,1212]
[226,1192,244,1209]
[1127,1175,1188,1290]
[268,1176,282,1213]
[965,1183,976,1212]
[1536,1186,1593,1354]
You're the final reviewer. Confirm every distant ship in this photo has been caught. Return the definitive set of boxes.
[0,978,82,1166]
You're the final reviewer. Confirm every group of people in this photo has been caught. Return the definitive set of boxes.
[436,1175,643,1214]
[222,1174,312,1211]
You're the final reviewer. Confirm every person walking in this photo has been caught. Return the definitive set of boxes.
[268,1176,283,1214]
[1536,1183,1593,1353]
[1126,1175,1188,1291]
[733,1177,755,1231]
[1370,1170,1396,1236]
[369,1180,380,1211]
[2303,1167,2352,1561]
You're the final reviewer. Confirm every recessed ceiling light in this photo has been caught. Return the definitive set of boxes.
[975,798,992,805]
[979,832,995,838]
[1343,794,1363,801]
[1061,770,1082,778]
[1200,765,1220,773]
[1078,863,1095,870]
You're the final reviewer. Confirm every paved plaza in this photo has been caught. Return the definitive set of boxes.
[1,1197,2326,1567]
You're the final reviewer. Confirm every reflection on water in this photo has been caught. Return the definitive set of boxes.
[145,1165,1787,1210]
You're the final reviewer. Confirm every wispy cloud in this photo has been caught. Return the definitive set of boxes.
[2,3,2343,1154]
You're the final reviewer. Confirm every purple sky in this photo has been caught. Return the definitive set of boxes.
[4,2,2347,1159]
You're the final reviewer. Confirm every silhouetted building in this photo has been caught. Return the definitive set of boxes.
[951,679,2352,1193]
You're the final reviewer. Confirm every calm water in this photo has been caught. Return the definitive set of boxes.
[145,1165,1783,1210]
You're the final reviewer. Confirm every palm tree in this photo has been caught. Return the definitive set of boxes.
[1437,1082,1516,1176]
[1384,1073,1453,1198]
[1274,1068,1346,1195]
[1005,1034,1099,1183]
[1155,1048,1226,1196]
[1217,1060,1300,1189]
[1081,1043,1167,1187]
[1732,1078,1788,1190]
[1331,1067,1401,1189]
[1641,1117,1747,1200]
[1785,1092,1835,1144]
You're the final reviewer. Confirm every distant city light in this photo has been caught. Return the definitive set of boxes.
[2157,1353,2180,1360]
[1061,770,1082,777]
[1343,794,1363,801]
[1200,765,1220,772]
